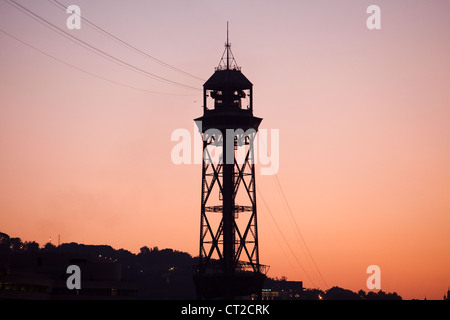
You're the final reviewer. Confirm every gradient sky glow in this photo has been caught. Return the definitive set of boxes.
[1,0,449,299]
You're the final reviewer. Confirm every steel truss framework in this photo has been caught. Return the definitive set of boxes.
[198,131,264,276]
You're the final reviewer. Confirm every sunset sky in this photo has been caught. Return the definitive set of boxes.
[1,0,449,299]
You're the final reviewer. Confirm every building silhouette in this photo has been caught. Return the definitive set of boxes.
[0,250,136,299]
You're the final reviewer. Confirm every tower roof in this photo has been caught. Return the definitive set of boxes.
[203,69,252,90]
[204,22,252,90]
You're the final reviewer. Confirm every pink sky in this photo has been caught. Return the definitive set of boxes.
[1,0,449,299]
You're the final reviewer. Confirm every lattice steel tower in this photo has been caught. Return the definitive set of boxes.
[193,26,267,299]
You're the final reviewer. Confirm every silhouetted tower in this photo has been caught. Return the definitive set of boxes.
[193,25,267,299]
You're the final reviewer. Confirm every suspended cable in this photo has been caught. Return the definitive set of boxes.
[257,188,317,288]
[258,135,329,289]
[0,28,197,96]
[258,201,303,281]
[48,0,205,82]
[272,174,329,289]
[5,0,201,91]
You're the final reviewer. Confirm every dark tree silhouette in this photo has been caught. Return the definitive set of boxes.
[10,237,23,252]
[23,241,40,252]
[0,232,11,253]
[0,231,405,300]
[43,242,57,252]
[140,246,150,255]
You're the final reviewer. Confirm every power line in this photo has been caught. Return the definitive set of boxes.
[0,28,197,96]
[5,0,201,91]
[48,0,205,82]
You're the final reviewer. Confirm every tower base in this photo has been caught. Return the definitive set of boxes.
[193,272,266,300]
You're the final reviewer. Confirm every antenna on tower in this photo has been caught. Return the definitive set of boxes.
[217,22,240,71]
[227,21,229,45]
[226,21,229,70]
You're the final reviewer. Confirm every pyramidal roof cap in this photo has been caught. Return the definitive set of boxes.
[204,22,252,89]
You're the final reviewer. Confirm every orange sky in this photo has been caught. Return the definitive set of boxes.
[0,0,449,299]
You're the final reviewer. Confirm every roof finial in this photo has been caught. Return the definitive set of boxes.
[226,21,230,70]
[227,21,229,45]
[216,22,240,71]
